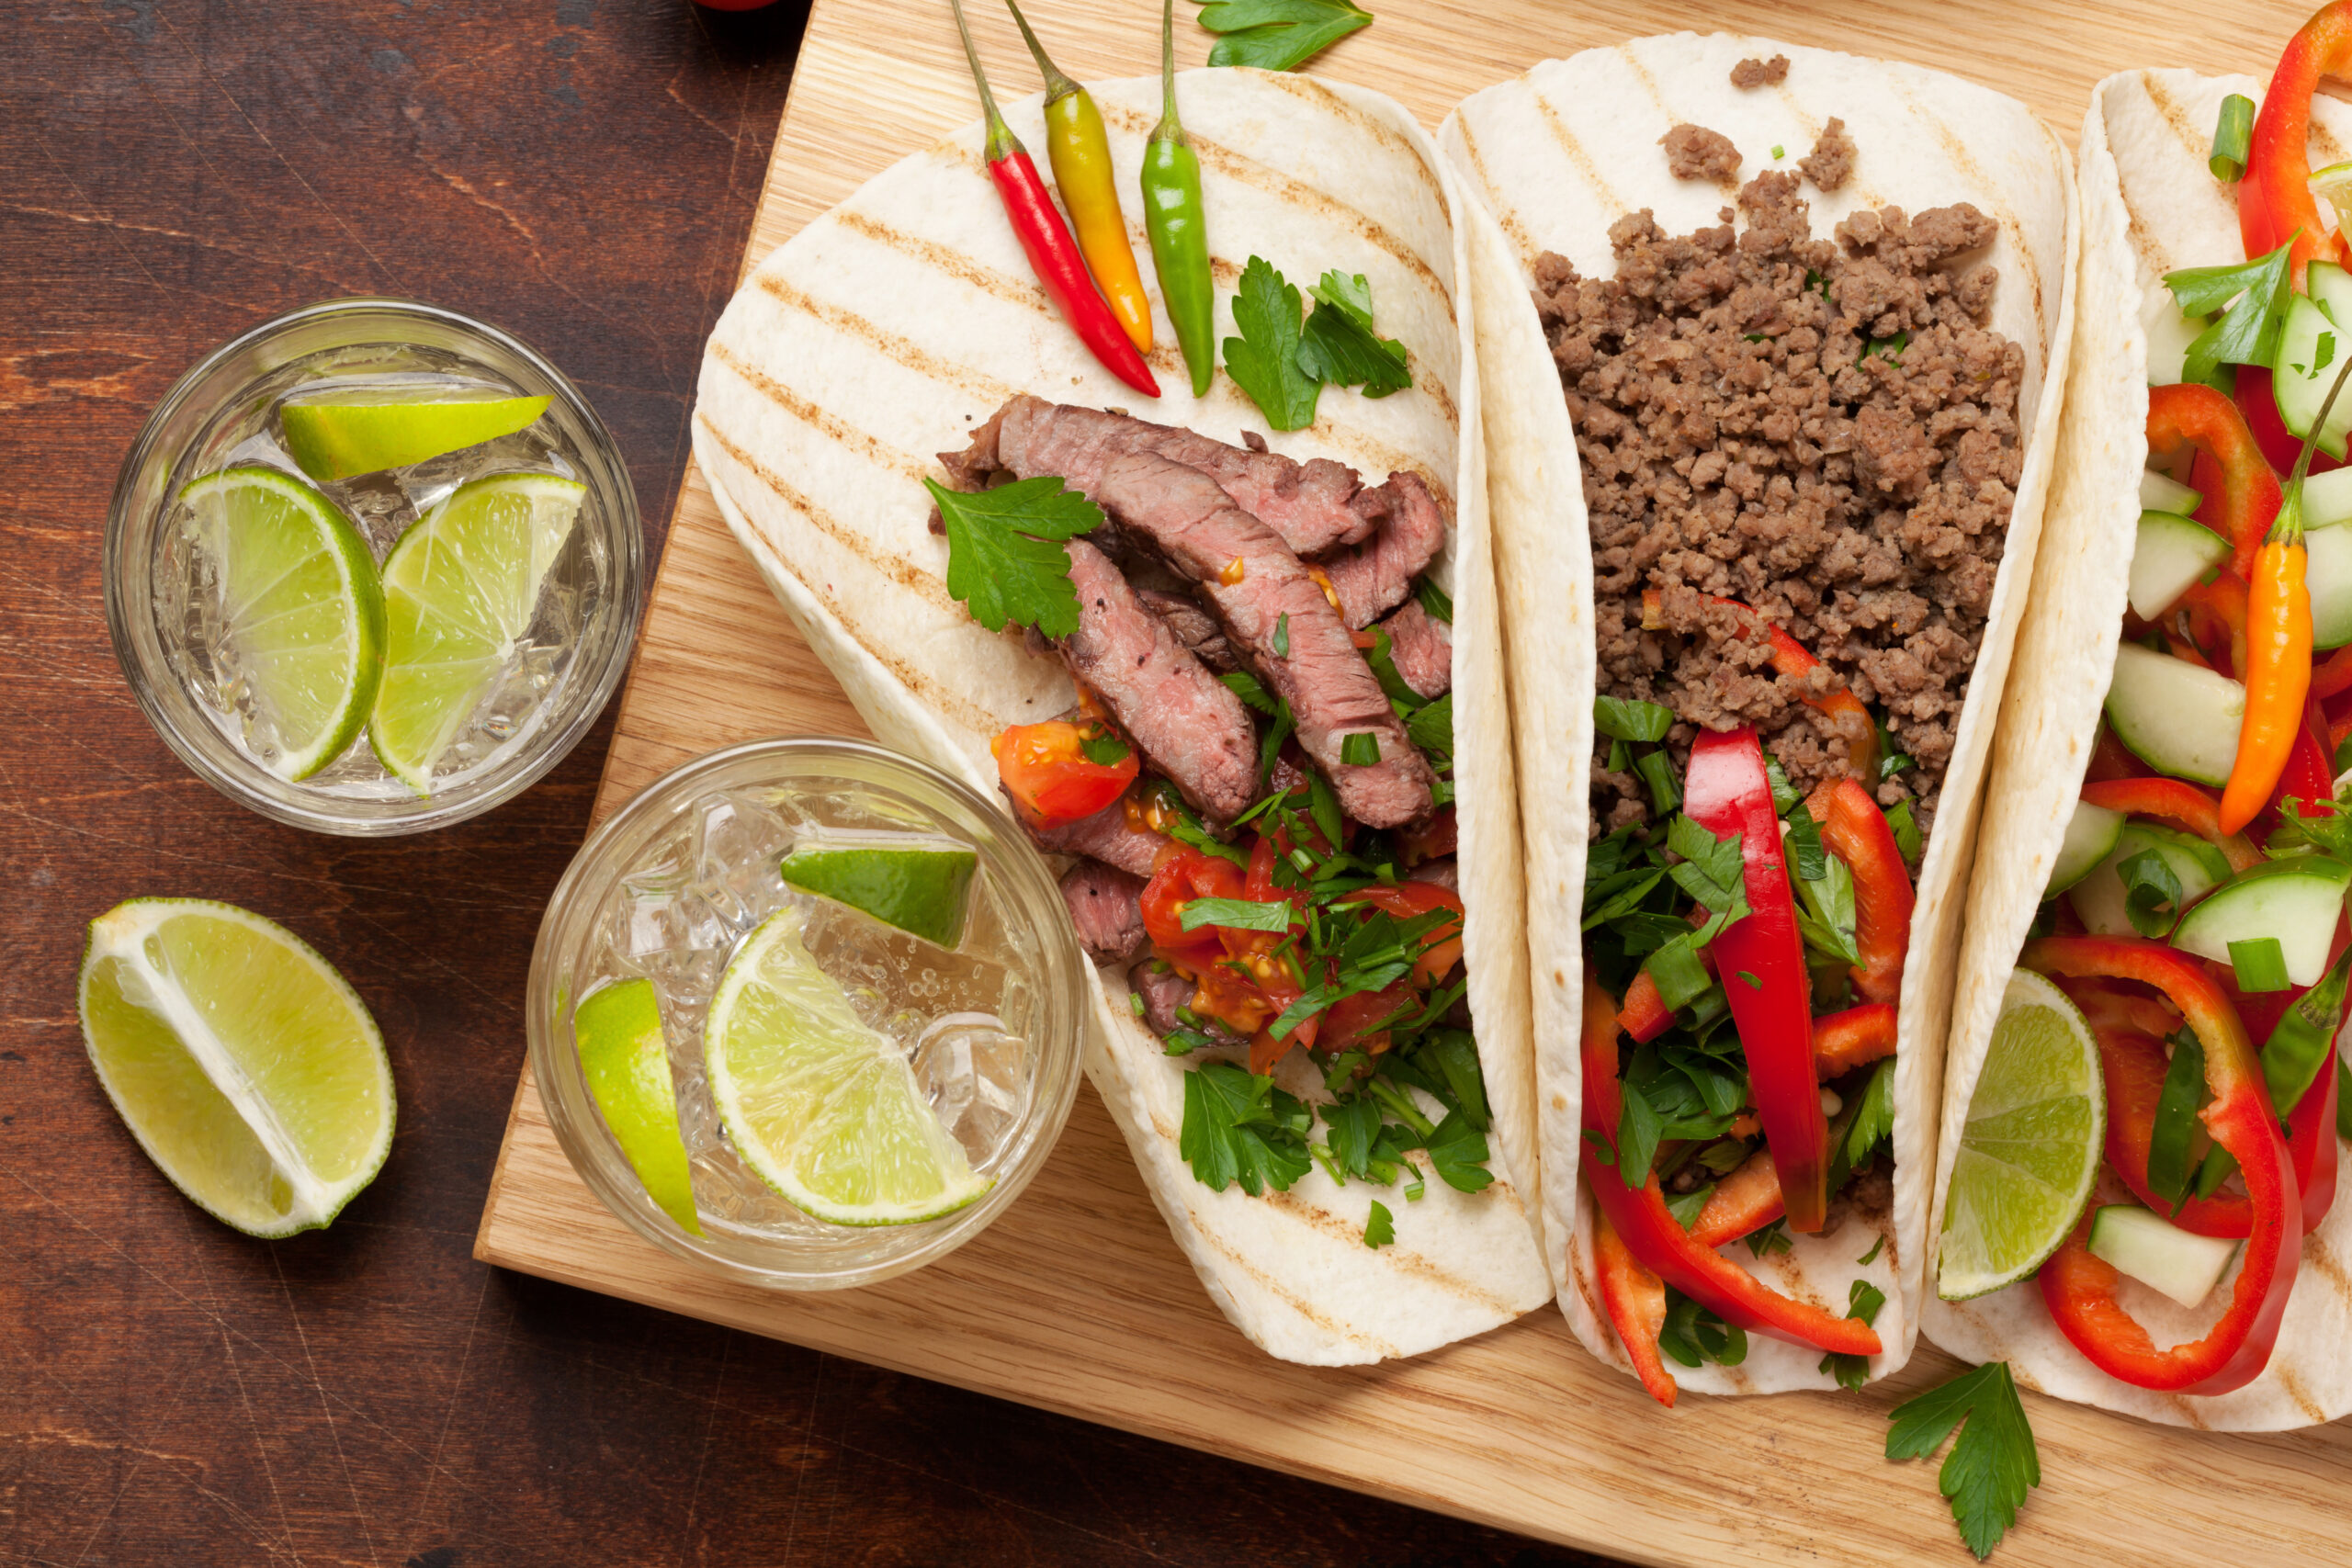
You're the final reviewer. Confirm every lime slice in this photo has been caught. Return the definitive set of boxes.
[1938,969,2107,1300]
[705,906,989,1225]
[573,978,701,1236]
[181,466,384,780]
[2312,159,2352,214]
[280,391,551,482]
[778,838,979,948]
[76,898,394,1237]
[368,470,584,795]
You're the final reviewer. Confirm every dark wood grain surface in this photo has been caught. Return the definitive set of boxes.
[0,4,1604,1562]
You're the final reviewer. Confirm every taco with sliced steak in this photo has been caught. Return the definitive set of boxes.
[694,63,1554,1364]
[1440,32,2076,1399]
[1929,4,2352,1430]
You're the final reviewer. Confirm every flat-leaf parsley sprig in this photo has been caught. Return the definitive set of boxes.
[925,474,1103,637]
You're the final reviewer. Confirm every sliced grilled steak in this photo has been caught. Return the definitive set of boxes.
[1130,963,1242,1045]
[1059,539,1257,824]
[1374,598,1452,699]
[948,395,1378,556]
[1322,471,1449,628]
[1060,860,1148,964]
[1407,854,1459,892]
[1084,449,1434,827]
[1135,587,1238,674]
[1020,792,1167,877]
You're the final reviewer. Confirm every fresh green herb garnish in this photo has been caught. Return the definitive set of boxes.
[1858,1234,1885,1266]
[1664,1182,1714,1228]
[1272,610,1292,658]
[2229,935,2291,993]
[1416,578,1453,624]
[1819,1278,1887,1392]
[1257,698,1296,783]
[1178,1061,1313,1194]
[1178,897,1294,933]
[1340,731,1381,766]
[1295,270,1411,398]
[1765,757,1803,815]
[2166,240,2295,390]
[1407,694,1453,755]
[1363,1199,1395,1247]
[1221,669,1278,715]
[1079,728,1131,767]
[2210,93,2255,183]
[1193,0,1371,72]
[1885,798,1922,864]
[2145,1028,2208,1207]
[1842,1055,1897,1172]
[1634,750,1680,816]
[1886,1362,2041,1561]
[1744,1217,1792,1258]
[1595,694,1675,743]
[924,475,1103,637]
[1881,750,1916,781]
[1226,257,1321,431]
[1657,1286,1748,1369]
[2117,847,2184,938]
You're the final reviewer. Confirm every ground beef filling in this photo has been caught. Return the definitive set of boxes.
[1536,167,2025,839]
[1730,54,1789,89]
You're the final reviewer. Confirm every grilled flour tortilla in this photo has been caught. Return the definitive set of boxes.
[1441,33,2076,1394]
[1928,69,2352,1432]
[693,68,1550,1364]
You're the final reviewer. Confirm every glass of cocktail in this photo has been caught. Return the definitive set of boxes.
[105,297,643,835]
[527,737,1087,1290]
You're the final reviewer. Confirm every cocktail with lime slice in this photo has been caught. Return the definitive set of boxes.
[107,298,642,834]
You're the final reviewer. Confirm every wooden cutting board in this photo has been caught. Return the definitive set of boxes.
[477,3,2352,1561]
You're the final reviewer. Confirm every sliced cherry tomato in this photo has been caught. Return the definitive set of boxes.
[1138,849,1245,951]
[992,719,1137,827]
[1318,981,1417,1057]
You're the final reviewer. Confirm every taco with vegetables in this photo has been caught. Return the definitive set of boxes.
[1439,33,2078,1398]
[692,60,1555,1364]
[1929,4,2352,1430]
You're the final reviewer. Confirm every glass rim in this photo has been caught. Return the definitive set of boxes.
[103,295,645,837]
[525,734,1088,1292]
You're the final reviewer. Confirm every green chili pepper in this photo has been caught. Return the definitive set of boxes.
[1141,0,1216,396]
[2264,943,2352,1115]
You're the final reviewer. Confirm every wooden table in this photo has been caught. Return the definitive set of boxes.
[0,3,1597,1562]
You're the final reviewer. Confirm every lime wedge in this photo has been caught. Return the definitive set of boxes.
[368,470,583,795]
[2312,159,2352,215]
[181,466,384,780]
[76,898,394,1237]
[1938,969,2107,1300]
[280,391,551,482]
[705,906,989,1226]
[573,978,701,1236]
[778,838,979,948]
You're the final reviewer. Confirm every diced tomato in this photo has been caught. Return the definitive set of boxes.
[992,719,1137,827]
[1340,882,1466,986]
[1138,849,1246,951]
[1318,981,1418,1057]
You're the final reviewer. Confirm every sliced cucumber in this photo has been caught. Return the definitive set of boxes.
[2067,822,2230,938]
[2103,643,2244,788]
[2170,856,2352,987]
[2128,510,2233,621]
[2046,800,2126,900]
[2088,1204,2241,1309]
[2302,465,2352,530]
[2307,519,2352,649]
[2139,469,2204,517]
[2143,284,2209,388]
[2270,265,2352,458]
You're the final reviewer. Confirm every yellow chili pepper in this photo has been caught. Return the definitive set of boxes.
[1004,1,1153,355]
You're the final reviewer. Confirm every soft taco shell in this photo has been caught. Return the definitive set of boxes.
[1928,68,2352,1432]
[692,68,1551,1364]
[1441,32,2077,1394]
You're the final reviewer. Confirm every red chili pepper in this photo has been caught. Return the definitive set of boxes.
[2240,1,2352,288]
[1591,1202,1679,1406]
[2315,644,2352,700]
[2078,777,2266,874]
[1642,590,1878,780]
[949,0,1159,399]
[993,719,1138,827]
[1805,778,1915,1007]
[1684,728,1828,1231]
[2024,935,2298,1393]
[1580,972,1881,1356]
[2147,382,2283,585]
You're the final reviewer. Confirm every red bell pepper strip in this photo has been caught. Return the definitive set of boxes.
[2077,778,2266,874]
[1581,972,1881,1355]
[1688,1145,1786,1250]
[1805,778,1915,1007]
[2089,1020,2251,1238]
[1617,966,1680,1043]
[1814,1001,1899,1078]
[2293,1044,2341,1232]
[2240,1,2352,288]
[2025,935,2298,1394]
[2233,369,2344,479]
[2315,643,2352,700]
[949,0,1160,399]
[1340,882,1465,987]
[2272,699,2336,818]
[2086,724,2146,784]
[1591,1204,1679,1406]
[1642,590,1877,781]
[2179,570,2249,680]
[2147,383,2283,585]
[1684,728,1828,1231]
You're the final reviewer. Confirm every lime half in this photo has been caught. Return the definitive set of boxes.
[2312,159,2352,216]
[778,838,978,949]
[77,898,394,1237]
[574,978,701,1236]
[368,470,583,795]
[280,391,551,482]
[705,906,989,1226]
[181,466,384,780]
[1938,969,2107,1300]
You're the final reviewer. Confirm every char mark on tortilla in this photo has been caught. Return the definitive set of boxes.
[1020,790,1167,877]
[1059,538,1259,825]
[1084,448,1435,828]
[1373,598,1452,699]
[1060,859,1149,964]
[946,394,1379,556]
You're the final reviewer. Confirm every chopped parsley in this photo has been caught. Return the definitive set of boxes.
[1178,896,1293,933]
[1078,728,1131,767]
[1340,731,1381,766]
[2165,239,2294,390]
[1416,578,1453,623]
[1363,1199,1395,1247]
[1178,1061,1314,1195]
[2116,846,2183,938]
[1225,257,1321,431]
[1296,271,1411,398]
[1743,1216,1792,1258]
[1594,694,1675,743]
[925,475,1103,637]
[1221,669,1278,715]
[1819,1278,1887,1392]
[1194,0,1371,72]
[1657,1287,1748,1369]
[1886,1362,2041,1560]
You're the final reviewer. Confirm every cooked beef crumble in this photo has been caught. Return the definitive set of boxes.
[1730,54,1789,89]
[1534,168,2024,839]
[1800,117,1857,193]
[1660,123,1741,183]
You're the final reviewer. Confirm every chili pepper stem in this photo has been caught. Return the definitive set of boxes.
[1154,0,1183,145]
[949,0,1021,163]
[1002,0,1079,104]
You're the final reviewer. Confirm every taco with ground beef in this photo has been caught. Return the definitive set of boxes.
[1440,32,2077,1399]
